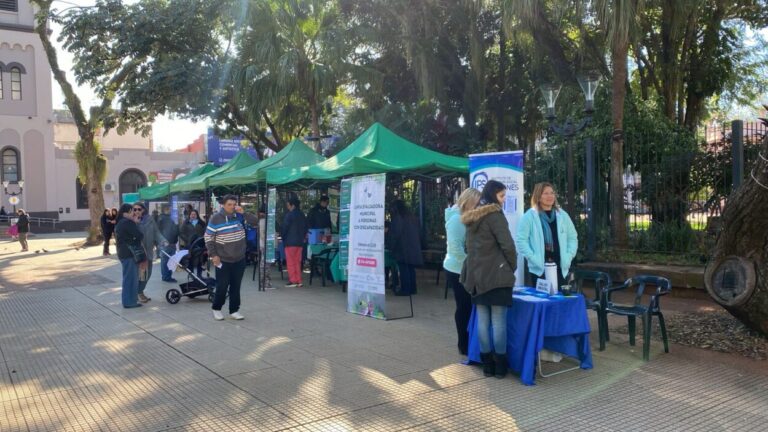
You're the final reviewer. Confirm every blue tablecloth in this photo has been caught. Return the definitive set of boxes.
[467,288,593,385]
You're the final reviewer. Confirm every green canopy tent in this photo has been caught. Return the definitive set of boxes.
[266,123,468,186]
[209,138,326,190]
[170,151,259,194]
[137,163,216,201]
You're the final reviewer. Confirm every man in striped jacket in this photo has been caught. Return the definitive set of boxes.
[205,195,259,321]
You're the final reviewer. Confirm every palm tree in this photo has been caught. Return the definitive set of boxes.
[237,0,353,148]
[597,0,643,248]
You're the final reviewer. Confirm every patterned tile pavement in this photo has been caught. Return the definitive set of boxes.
[0,234,767,431]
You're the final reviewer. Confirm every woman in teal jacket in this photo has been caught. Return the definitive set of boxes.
[443,188,481,355]
[515,182,578,288]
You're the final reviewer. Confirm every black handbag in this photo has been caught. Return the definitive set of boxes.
[128,243,147,263]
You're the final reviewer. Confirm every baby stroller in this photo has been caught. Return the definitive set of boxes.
[162,237,217,304]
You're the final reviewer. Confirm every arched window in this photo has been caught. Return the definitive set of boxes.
[119,169,147,202]
[76,177,89,209]
[10,67,21,100]
[1,147,20,183]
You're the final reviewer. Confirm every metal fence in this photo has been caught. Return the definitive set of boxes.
[526,119,766,261]
[272,120,763,262]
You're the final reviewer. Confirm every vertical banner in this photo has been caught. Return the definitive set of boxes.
[339,179,351,271]
[266,188,277,263]
[346,174,386,319]
[171,195,179,224]
[469,151,525,286]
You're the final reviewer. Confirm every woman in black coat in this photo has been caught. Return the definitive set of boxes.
[388,200,423,296]
[461,180,517,379]
[100,208,116,255]
[114,203,147,308]
[16,209,30,252]
[179,209,207,277]
[179,209,207,248]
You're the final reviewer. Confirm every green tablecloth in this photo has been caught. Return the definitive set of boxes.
[309,243,332,256]
[330,253,345,283]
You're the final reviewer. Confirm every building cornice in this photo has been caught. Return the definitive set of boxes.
[0,23,35,33]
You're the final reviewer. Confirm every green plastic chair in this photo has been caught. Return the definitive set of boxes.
[603,275,672,361]
[309,247,339,287]
[572,270,611,351]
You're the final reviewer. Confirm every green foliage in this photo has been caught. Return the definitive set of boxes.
[629,222,697,255]
[73,140,107,185]
[52,0,234,136]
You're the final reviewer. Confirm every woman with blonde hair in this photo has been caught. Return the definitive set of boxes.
[443,187,481,355]
[515,182,578,288]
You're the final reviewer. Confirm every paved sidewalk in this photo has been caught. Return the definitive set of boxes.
[1,235,767,431]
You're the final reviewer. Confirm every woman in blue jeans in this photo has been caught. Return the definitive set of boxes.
[443,188,481,355]
[460,180,517,378]
[114,203,148,308]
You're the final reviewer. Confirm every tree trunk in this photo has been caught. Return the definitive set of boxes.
[496,24,507,148]
[33,2,104,244]
[309,84,321,151]
[659,0,680,122]
[705,130,768,336]
[609,40,629,248]
[83,136,106,245]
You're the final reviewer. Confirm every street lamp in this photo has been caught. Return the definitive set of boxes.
[540,73,601,257]
[3,180,24,212]
[539,74,601,208]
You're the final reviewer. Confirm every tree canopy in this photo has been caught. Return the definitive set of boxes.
[46,0,767,156]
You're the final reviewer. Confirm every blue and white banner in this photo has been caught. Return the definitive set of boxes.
[469,151,525,286]
[206,129,260,166]
[171,195,179,224]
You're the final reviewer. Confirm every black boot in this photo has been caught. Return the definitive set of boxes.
[480,352,495,377]
[494,353,508,379]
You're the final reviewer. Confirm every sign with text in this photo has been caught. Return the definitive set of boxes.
[346,174,386,320]
[206,129,260,166]
[339,179,351,271]
[536,278,552,295]
[469,151,525,286]
[171,195,179,224]
[266,188,277,263]
[148,171,174,184]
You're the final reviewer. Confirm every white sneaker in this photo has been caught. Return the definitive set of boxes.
[230,311,244,320]
[212,310,225,321]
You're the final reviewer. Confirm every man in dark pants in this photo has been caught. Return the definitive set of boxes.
[157,205,179,282]
[16,209,30,252]
[205,195,258,321]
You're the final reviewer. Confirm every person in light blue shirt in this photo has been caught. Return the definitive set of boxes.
[443,188,481,356]
[515,182,578,288]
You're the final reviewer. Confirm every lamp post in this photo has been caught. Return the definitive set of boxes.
[3,180,24,213]
[540,73,601,258]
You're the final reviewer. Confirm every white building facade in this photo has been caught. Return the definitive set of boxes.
[1,1,204,229]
